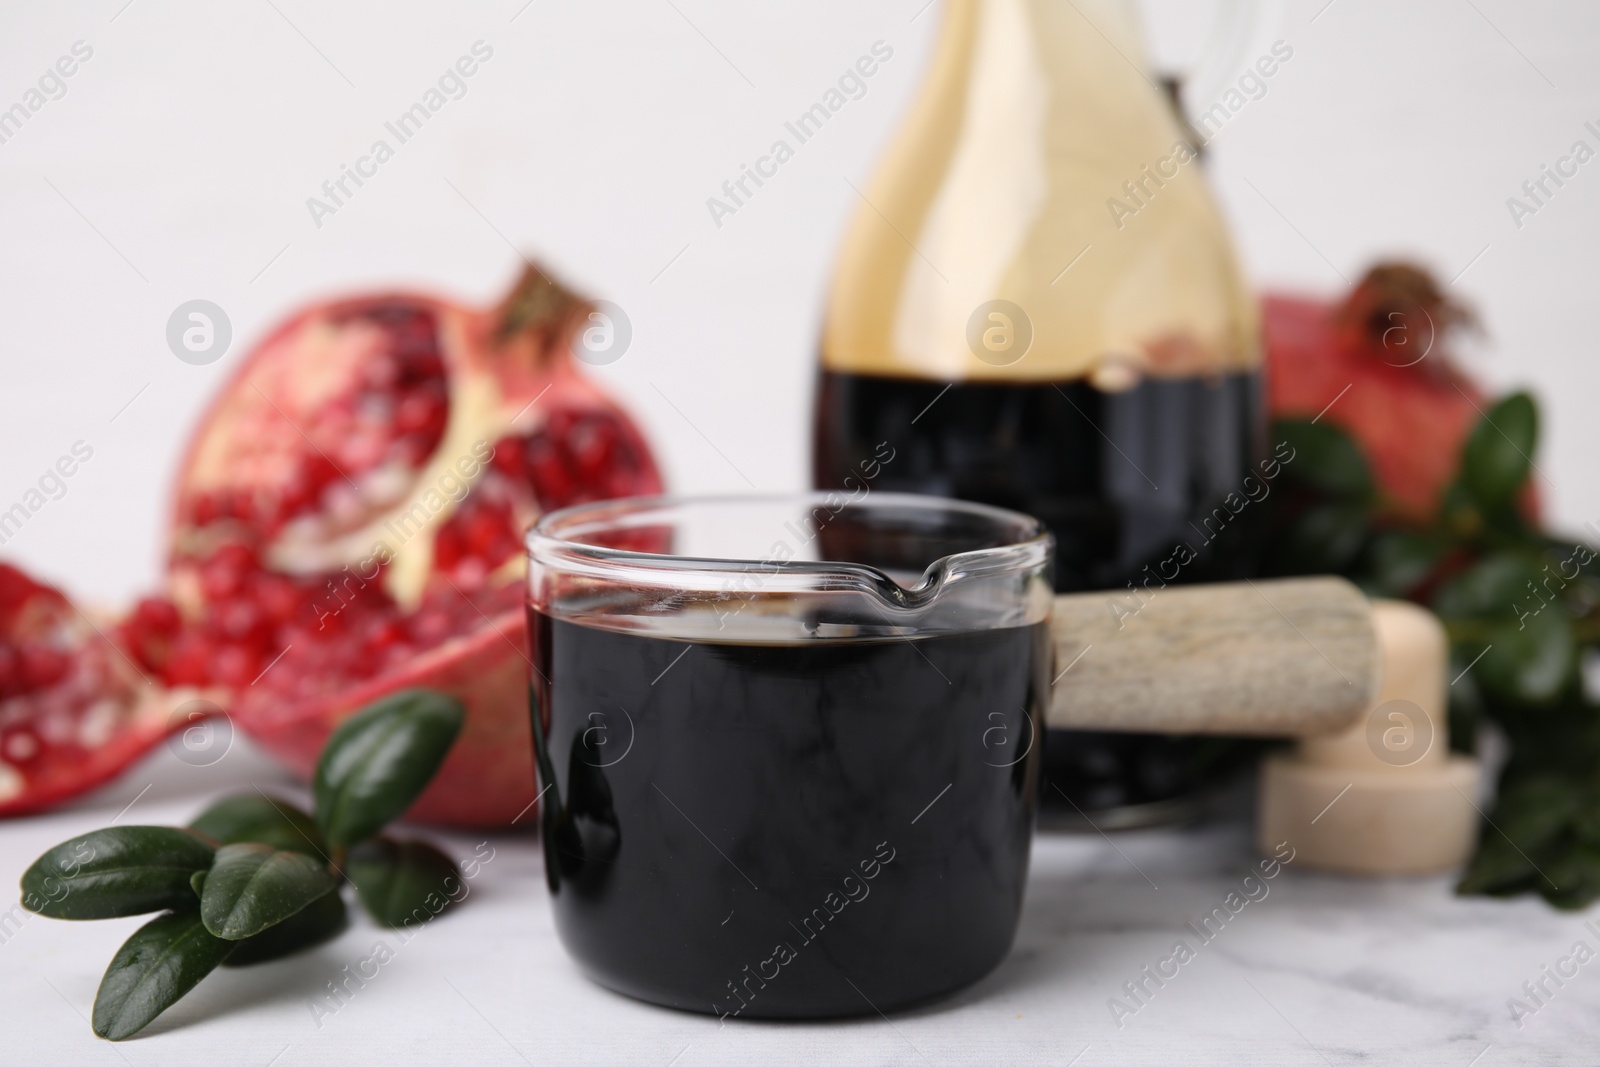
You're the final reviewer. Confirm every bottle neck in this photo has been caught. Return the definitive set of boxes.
[821,0,1259,385]
[935,0,1152,75]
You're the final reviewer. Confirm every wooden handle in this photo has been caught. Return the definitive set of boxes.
[1048,577,1378,737]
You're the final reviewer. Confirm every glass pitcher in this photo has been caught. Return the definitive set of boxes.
[526,493,1052,1017]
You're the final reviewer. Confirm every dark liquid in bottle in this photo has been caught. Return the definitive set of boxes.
[814,368,1265,817]
[530,610,1048,1018]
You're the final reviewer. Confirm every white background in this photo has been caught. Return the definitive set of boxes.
[1,0,1598,605]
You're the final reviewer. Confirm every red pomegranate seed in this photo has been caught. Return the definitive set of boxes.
[190,492,224,527]
[19,645,70,691]
[278,457,336,519]
[396,388,447,436]
[135,596,181,635]
[490,444,527,480]
[361,354,401,390]
[200,543,259,602]
[526,436,575,509]
[449,557,489,588]
[251,574,306,625]
[433,523,466,573]
[214,600,271,649]
[3,727,40,763]
[363,619,408,655]
[464,503,506,554]
[120,596,182,674]
[212,645,260,688]
[409,609,454,646]
[164,634,214,687]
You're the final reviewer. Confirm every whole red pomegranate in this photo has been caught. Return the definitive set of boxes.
[1265,262,1486,520]
[121,263,662,825]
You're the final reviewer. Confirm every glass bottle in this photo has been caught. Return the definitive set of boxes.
[813,0,1265,824]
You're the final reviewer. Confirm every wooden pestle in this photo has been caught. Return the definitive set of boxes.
[1048,576,1378,736]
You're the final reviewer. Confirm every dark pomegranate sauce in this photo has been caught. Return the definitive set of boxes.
[529,608,1048,1018]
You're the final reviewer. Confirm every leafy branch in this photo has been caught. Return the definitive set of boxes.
[1265,393,1600,908]
[20,688,466,1040]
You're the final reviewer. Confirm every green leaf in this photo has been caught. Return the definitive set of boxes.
[20,827,214,920]
[1540,845,1600,911]
[1457,831,1539,897]
[1461,391,1537,512]
[1574,798,1600,848]
[1274,420,1373,499]
[347,837,462,928]
[1432,552,1539,620]
[1476,607,1576,705]
[1364,531,1446,597]
[313,689,464,848]
[1274,502,1369,573]
[1491,777,1580,850]
[92,911,234,1041]
[199,843,338,941]
[1438,479,1482,533]
[222,889,348,967]
[189,794,326,856]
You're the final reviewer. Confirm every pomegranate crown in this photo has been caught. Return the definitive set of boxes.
[492,261,593,354]
[1336,261,1478,364]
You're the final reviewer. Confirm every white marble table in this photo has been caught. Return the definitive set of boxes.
[0,739,1589,1066]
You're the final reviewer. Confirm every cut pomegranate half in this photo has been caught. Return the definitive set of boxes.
[0,564,174,817]
[141,263,662,825]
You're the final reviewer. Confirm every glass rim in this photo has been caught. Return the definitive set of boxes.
[525,491,1052,598]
